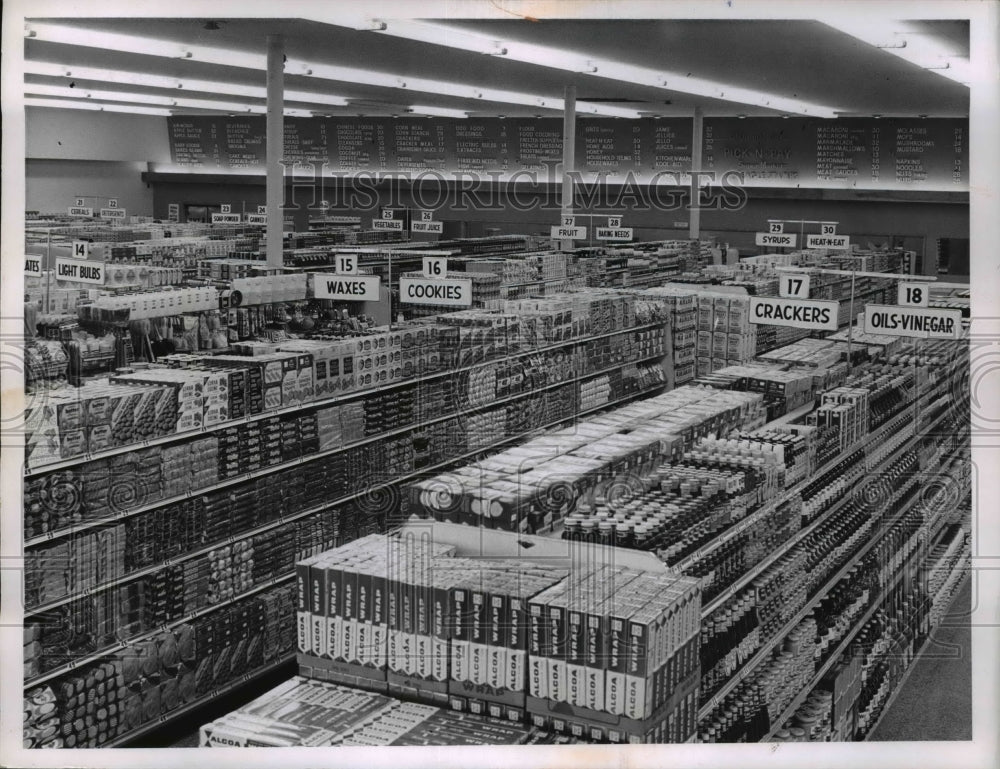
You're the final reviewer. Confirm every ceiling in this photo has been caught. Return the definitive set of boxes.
[21,14,971,120]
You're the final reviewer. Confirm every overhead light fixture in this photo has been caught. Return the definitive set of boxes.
[822,19,970,85]
[24,62,350,106]
[311,16,841,117]
[407,105,468,118]
[24,97,172,116]
[23,21,638,118]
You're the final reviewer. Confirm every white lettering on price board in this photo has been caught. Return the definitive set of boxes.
[211,213,242,224]
[400,277,472,307]
[863,304,961,339]
[897,283,930,307]
[100,208,127,220]
[551,226,587,240]
[25,257,42,277]
[371,219,404,230]
[755,233,798,248]
[412,221,443,234]
[314,274,380,301]
[749,296,838,331]
[245,214,267,225]
[423,256,447,278]
[55,257,105,285]
[335,254,358,275]
[779,274,810,299]
[805,234,850,250]
[71,241,90,259]
[595,227,633,241]
[68,206,93,217]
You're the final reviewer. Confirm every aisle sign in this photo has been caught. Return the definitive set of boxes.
[108,199,119,209]
[749,296,838,331]
[755,232,798,248]
[220,204,231,214]
[423,256,447,278]
[372,218,403,231]
[68,206,93,217]
[596,226,633,241]
[821,223,837,236]
[257,205,267,214]
[313,273,380,301]
[71,241,90,259]
[212,213,242,224]
[400,277,472,307]
[551,225,587,240]
[75,198,85,207]
[25,257,42,278]
[863,304,961,339]
[768,222,784,234]
[246,214,267,225]
[167,203,180,223]
[335,254,358,275]
[779,274,810,299]
[100,208,127,220]
[805,233,850,250]
[897,283,930,307]
[55,257,105,285]
[412,212,443,234]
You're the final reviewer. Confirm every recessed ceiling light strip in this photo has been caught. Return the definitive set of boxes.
[24,97,172,116]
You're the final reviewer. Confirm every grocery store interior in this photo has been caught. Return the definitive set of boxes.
[13,4,984,756]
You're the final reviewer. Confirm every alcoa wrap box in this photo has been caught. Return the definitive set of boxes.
[294,522,702,743]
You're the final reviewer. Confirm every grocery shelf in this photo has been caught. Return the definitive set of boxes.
[25,350,668,549]
[25,320,668,476]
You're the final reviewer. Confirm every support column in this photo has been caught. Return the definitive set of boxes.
[689,106,704,240]
[560,85,576,251]
[266,34,284,269]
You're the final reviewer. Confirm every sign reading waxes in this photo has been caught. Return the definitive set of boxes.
[372,209,404,231]
[25,256,43,278]
[55,257,105,285]
[863,305,961,339]
[749,296,838,331]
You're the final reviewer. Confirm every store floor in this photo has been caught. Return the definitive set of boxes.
[869,575,972,741]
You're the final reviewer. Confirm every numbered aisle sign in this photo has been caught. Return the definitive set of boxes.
[806,233,850,250]
[220,204,231,214]
[596,216,632,241]
[211,213,242,224]
[55,257,105,285]
[246,214,267,225]
[423,256,447,278]
[108,199,119,209]
[71,240,90,259]
[755,232,797,248]
[313,273,380,301]
[75,198,85,207]
[100,207,127,220]
[372,209,403,231]
[24,256,43,277]
[768,222,784,234]
[820,223,837,236]
[779,274,810,299]
[863,304,961,339]
[258,205,267,214]
[412,210,443,234]
[336,254,358,274]
[68,205,93,216]
[551,216,587,240]
[897,283,930,307]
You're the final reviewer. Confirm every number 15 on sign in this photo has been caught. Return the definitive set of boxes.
[780,274,810,299]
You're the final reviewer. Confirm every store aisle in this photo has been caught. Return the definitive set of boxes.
[868,576,972,741]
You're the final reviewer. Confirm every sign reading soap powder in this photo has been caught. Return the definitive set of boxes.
[55,257,105,285]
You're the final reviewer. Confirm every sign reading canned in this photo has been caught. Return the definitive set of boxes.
[68,206,92,217]
[863,305,962,339]
[400,277,472,307]
[212,213,242,224]
[755,232,798,248]
[779,274,810,299]
[805,233,850,250]
[314,274,380,301]
[55,257,105,285]
[595,227,633,241]
[25,257,42,277]
[749,296,838,331]
[897,283,930,307]
[551,225,587,240]
[245,214,267,225]
[100,208,127,220]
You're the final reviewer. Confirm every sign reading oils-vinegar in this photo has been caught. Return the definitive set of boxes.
[863,304,961,339]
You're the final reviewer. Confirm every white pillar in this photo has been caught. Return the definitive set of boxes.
[560,85,576,251]
[689,106,704,239]
[266,34,284,269]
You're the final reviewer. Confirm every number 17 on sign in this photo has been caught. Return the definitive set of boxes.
[780,274,810,299]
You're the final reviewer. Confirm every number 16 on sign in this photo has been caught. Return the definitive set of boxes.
[780,274,810,299]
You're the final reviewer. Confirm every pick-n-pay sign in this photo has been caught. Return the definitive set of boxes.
[313,274,380,301]
[749,296,838,331]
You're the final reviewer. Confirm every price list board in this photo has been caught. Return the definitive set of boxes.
[167,115,966,189]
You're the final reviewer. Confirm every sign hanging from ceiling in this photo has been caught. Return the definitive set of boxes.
[756,232,798,248]
[400,277,472,307]
[863,304,962,339]
[749,296,838,331]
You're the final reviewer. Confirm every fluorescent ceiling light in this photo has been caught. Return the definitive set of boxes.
[309,17,840,117]
[822,20,971,86]
[24,97,172,116]
[23,21,639,118]
[408,105,468,118]
[24,84,316,116]
[24,61,349,106]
